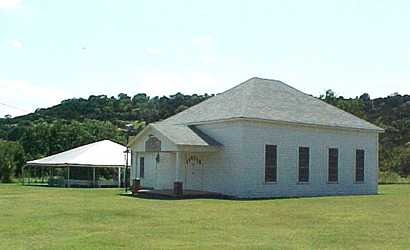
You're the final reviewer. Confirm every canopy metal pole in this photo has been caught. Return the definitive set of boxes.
[93,167,96,187]
[22,166,25,185]
[67,166,71,188]
[28,166,31,184]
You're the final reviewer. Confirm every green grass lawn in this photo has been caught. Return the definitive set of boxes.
[1,185,410,250]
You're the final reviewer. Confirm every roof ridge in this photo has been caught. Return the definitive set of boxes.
[240,77,258,117]
[255,78,381,129]
[158,77,382,131]
[66,141,105,163]
[280,81,379,127]
[161,77,256,124]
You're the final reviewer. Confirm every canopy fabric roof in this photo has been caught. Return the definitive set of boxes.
[161,77,383,132]
[27,140,129,168]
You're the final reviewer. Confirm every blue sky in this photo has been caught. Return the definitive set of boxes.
[1,0,409,117]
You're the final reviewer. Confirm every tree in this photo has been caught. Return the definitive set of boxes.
[398,147,410,177]
[0,140,25,183]
[359,93,371,102]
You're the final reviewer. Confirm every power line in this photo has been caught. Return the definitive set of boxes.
[0,102,29,112]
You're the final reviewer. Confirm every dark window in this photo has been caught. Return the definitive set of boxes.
[356,149,365,182]
[298,147,309,182]
[328,148,338,182]
[139,157,145,178]
[265,145,277,182]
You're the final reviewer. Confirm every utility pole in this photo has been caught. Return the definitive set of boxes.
[124,124,134,192]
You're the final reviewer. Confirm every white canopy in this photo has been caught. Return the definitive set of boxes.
[27,140,129,168]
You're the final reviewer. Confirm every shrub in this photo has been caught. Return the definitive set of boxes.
[398,149,410,177]
[0,140,25,183]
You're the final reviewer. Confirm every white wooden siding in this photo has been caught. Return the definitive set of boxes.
[237,120,378,198]
[130,119,379,198]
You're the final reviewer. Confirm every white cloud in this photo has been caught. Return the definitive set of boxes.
[8,39,23,48]
[134,71,226,97]
[0,0,22,9]
[191,35,218,64]
[192,35,214,47]
[200,54,217,64]
[145,47,161,55]
[407,48,410,62]
[0,80,70,117]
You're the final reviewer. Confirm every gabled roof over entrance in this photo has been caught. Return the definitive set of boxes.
[27,140,128,168]
[161,77,383,132]
[151,124,221,146]
[129,123,221,148]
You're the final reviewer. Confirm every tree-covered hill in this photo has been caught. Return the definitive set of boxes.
[320,90,410,178]
[0,90,409,182]
[0,92,212,158]
[11,92,213,125]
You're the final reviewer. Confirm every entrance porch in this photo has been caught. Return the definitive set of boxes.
[129,123,222,196]
[132,149,220,196]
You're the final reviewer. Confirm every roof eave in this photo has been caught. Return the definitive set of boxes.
[26,163,126,168]
[173,117,384,133]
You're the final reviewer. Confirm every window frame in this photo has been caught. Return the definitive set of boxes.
[328,148,339,183]
[139,156,145,179]
[298,147,310,183]
[355,149,365,183]
[264,145,277,183]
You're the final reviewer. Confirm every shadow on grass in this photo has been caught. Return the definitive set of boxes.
[20,184,122,189]
[379,183,410,185]
[15,183,388,201]
[118,192,385,201]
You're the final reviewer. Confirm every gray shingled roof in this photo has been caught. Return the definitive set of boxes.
[161,77,383,131]
[150,123,221,146]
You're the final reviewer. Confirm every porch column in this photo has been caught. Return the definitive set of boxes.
[175,151,181,181]
[174,151,183,195]
[133,152,141,192]
[136,152,140,179]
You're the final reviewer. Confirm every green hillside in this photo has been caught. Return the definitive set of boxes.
[0,90,409,182]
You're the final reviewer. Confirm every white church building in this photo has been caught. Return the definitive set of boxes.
[129,77,383,198]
